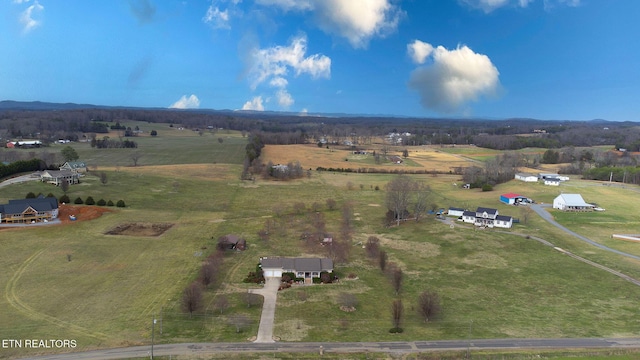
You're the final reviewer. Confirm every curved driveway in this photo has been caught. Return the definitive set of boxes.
[530,204,640,261]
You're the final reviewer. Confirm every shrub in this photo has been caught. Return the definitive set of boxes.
[481,183,493,192]
[46,192,55,199]
[116,200,126,207]
[74,197,84,204]
[26,192,36,198]
[59,194,70,204]
[85,196,95,205]
[97,199,107,206]
[389,327,404,333]
[107,200,114,206]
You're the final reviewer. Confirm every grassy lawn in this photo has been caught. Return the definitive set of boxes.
[3,138,640,358]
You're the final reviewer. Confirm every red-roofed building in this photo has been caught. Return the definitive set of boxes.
[500,193,532,205]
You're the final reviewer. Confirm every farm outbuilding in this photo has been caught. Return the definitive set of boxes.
[553,194,594,211]
[447,207,465,217]
[544,177,561,186]
[500,193,532,205]
[515,173,538,182]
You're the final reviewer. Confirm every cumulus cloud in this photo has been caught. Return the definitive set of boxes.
[245,34,330,110]
[275,89,294,108]
[241,96,264,111]
[461,0,578,12]
[256,0,402,49]
[19,0,44,34]
[248,35,330,89]
[169,94,200,109]
[129,0,156,23]
[407,42,500,113]
[407,40,434,64]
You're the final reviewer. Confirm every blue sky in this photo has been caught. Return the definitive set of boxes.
[1,0,638,121]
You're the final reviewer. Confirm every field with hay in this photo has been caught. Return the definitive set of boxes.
[3,129,640,358]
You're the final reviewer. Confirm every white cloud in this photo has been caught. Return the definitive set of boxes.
[248,35,330,89]
[203,5,230,29]
[275,89,294,108]
[407,40,434,65]
[461,0,578,12]
[255,0,313,11]
[169,94,200,109]
[256,0,402,49]
[269,77,288,88]
[13,0,31,4]
[19,0,43,34]
[241,96,264,111]
[313,0,403,48]
[203,0,243,29]
[408,42,501,113]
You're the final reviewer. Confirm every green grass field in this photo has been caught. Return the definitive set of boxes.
[2,130,640,358]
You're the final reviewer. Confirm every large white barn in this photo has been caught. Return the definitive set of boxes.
[553,194,594,211]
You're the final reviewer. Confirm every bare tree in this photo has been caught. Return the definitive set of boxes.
[130,151,142,167]
[413,184,431,222]
[293,202,306,214]
[520,206,533,224]
[391,299,404,330]
[60,179,69,194]
[379,250,388,271]
[340,202,354,240]
[365,236,380,259]
[99,172,108,185]
[257,229,270,242]
[227,314,250,333]
[326,198,337,211]
[390,266,403,296]
[214,295,230,314]
[182,282,203,317]
[417,290,441,323]
[200,261,217,287]
[385,175,417,226]
[243,292,261,308]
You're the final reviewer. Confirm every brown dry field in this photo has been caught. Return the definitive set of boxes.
[261,144,475,172]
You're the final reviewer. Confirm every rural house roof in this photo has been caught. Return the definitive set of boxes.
[495,215,512,222]
[501,193,523,199]
[0,196,58,215]
[449,207,464,211]
[260,257,333,273]
[476,207,498,216]
[61,161,87,169]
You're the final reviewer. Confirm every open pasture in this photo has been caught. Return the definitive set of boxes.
[3,136,640,357]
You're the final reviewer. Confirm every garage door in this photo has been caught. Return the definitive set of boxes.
[263,270,282,278]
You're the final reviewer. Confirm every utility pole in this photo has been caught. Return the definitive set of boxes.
[151,315,156,359]
[466,320,473,359]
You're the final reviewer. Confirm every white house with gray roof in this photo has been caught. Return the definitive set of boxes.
[260,257,333,280]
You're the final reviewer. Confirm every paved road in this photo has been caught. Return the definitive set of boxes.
[530,204,640,261]
[18,338,640,359]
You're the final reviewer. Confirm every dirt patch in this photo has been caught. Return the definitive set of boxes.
[105,223,174,237]
[59,204,113,224]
